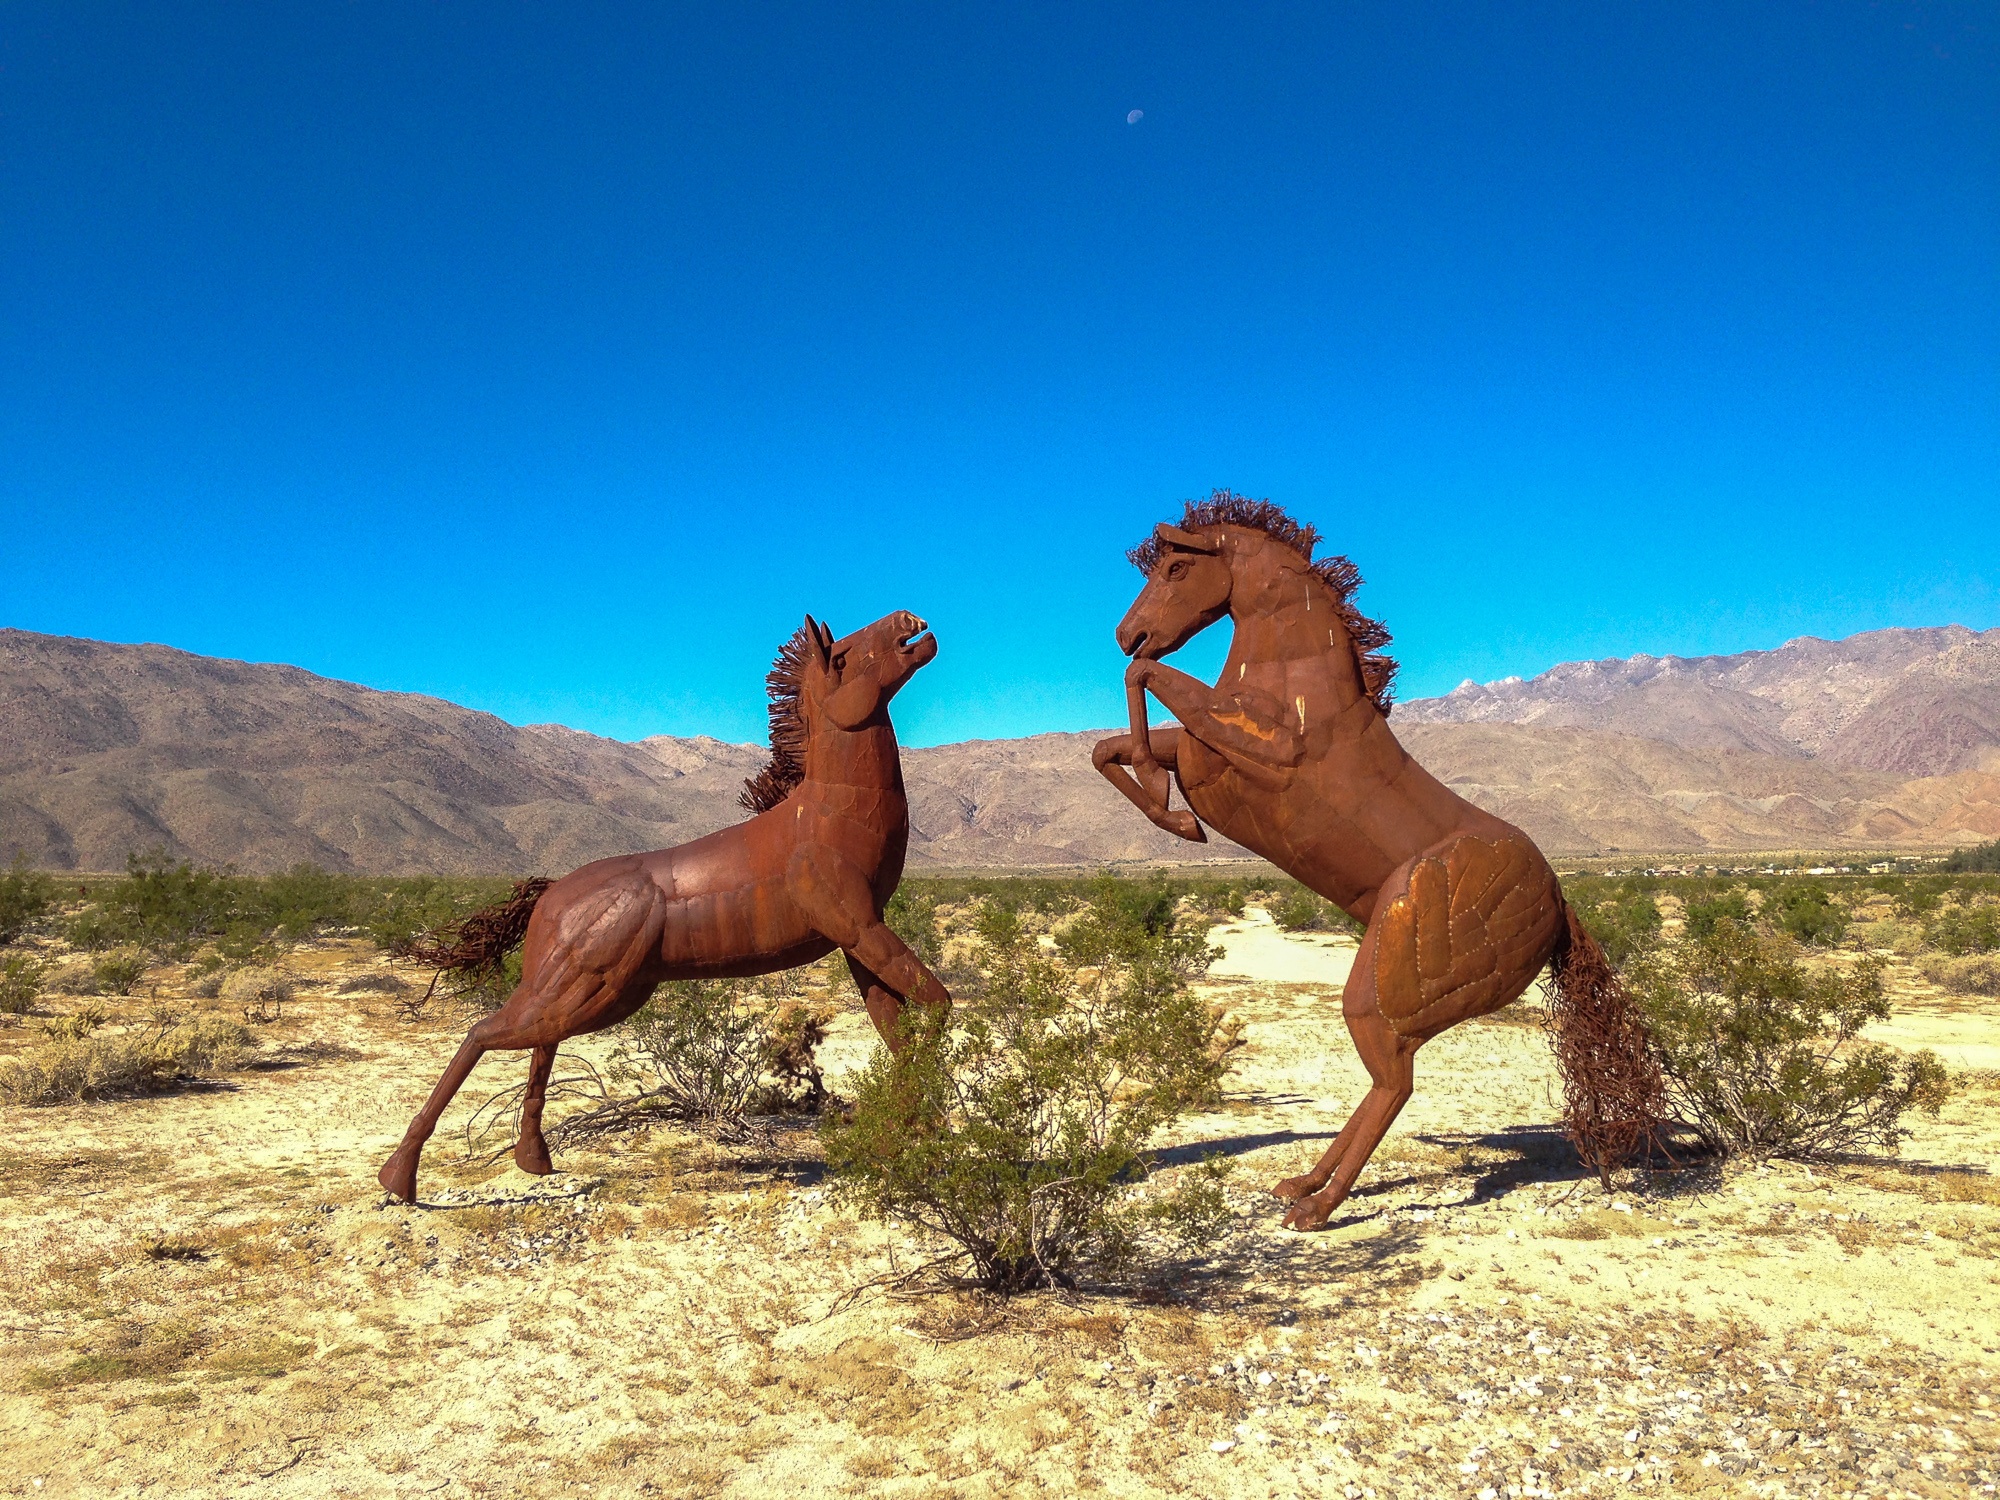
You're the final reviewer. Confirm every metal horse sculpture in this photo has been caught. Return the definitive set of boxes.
[1094,494,1661,1230]
[379,610,950,1203]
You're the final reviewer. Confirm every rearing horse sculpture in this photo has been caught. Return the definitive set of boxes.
[1094,493,1660,1229]
[380,610,950,1203]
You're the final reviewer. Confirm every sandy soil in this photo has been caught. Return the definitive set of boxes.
[1,915,1996,1499]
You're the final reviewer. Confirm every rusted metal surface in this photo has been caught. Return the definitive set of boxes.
[1095,493,1662,1227]
[379,611,945,1203]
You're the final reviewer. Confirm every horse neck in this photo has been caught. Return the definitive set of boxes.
[802,716,904,794]
[1223,545,1368,709]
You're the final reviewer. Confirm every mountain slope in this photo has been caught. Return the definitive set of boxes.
[0,630,1230,872]
[4,626,1998,872]
[1398,625,2000,774]
[0,630,762,873]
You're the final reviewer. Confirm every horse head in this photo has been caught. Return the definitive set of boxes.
[1115,521,1235,660]
[799,610,937,730]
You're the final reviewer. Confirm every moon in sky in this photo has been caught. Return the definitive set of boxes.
[1126,109,1143,124]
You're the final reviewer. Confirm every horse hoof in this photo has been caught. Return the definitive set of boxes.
[378,1152,419,1204]
[1165,812,1207,843]
[514,1136,554,1176]
[1270,1175,1316,1202]
[1283,1197,1334,1232]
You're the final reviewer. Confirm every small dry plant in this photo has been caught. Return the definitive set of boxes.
[464,981,835,1154]
[0,1006,256,1105]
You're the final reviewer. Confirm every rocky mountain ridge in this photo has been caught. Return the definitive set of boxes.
[1397,625,2000,776]
[2,625,1996,872]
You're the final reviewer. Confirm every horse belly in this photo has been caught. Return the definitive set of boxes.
[655,875,818,974]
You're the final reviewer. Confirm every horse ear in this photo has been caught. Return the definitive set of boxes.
[802,616,831,669]
[1156,522,1219,554]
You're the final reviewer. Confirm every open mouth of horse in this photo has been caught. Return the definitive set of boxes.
[895,619,934,657]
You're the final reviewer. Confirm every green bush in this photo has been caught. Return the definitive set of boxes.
[605,980,833,1125]
[1631,925,1951,1159]
[1267,882,1360,936]
[1566,883,1662,966]
[0,955,46,1016]
[1924,902,2000,956]
[612,978,773,1123]
[66,850,237,959]
[884,886,945,970]
[1766,881,1847,947]
[90,951,149,997]
[1682,887,1752,941]
[0,857,57,946]
[0,1012,256,1105]
[1891,877,1953,919]
[1941,839,2000,874]
[822,891,1240,1292]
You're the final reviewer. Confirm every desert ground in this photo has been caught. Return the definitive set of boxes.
[2,908,1996,1499]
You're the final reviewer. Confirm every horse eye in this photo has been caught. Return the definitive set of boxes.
[831,652,848,672]
[1168,561,1188,579]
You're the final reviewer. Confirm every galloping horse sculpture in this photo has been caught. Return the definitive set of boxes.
[1094,494,1660,1229]
[380,610,951,1203]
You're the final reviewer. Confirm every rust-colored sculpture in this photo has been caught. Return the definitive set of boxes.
[379,611,948,1203]
[1094,494,1662,1229]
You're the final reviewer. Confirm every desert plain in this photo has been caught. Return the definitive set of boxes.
[1,905,1996,1500]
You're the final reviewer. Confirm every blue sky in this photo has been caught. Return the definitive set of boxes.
[3,3,1995,747]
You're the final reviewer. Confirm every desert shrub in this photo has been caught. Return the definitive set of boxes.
[611,978,766,1122]
[1919,952,2000,997]
[1892,876,1954,919]
[237,864,358,939]
[609,978,832,1124]
[1682,887,1752,941]
[0,1012,255,1105]
[1567,883,1663,966]
[1941,839,2000,874]
[822,891,1240,1292]
[0,955,46,1016]
[1765,881,1848,947]
[1183,882,1247,921]
[220,966,296,1021]
[89,950,149,997]
[1631,925,1951,1159]
[1268,882,1360,935]
[1924,902,2000,956]
[1850,916,1925,955]
[39,1004,106,1041]
[66,850,236,959]
[884,887,945,970]
[0,856,57,946]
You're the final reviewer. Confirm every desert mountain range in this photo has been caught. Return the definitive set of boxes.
[2,626,1997,872]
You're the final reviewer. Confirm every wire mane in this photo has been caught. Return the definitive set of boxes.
[740,625,813,813]
[1128,489,1399,714]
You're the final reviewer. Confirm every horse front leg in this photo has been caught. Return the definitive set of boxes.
[786,846,952,1051]
[1126,658,1303,791]
[1092,728,1205,842]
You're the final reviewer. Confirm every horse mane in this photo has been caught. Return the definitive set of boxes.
[739,624,813,813]
[1128,489,1399,714]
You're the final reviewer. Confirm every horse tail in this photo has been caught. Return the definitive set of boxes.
[393,877,552,1002]
[1544,899,1669,1185]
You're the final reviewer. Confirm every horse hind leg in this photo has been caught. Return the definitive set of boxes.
[1280,1007,1419,1231]
[379,1017,501,1203]
[514,1044,558,1175]
[379,976,562,1202]
[1268,901,1421,1230]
